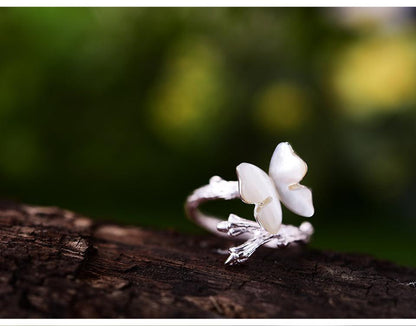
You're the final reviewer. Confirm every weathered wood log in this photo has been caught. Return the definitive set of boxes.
[0,201,415,318]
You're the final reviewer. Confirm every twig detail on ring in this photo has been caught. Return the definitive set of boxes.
[185,142,315,265]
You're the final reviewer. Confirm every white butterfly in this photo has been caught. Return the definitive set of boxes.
[236,142,314,234]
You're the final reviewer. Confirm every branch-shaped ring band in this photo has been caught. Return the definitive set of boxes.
[185,142,315,265]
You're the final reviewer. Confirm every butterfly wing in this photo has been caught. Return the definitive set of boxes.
[268,142,314,217]
[236,163,282,234]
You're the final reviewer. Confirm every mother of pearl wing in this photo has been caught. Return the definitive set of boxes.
[268,142,314,217]
[236,163,282,234]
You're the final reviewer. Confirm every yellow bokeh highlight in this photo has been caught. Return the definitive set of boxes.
[148,41,225,146]
[333,35,416,117]
[254,83,310,133]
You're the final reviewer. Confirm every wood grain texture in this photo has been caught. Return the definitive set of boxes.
[0,201,415,318]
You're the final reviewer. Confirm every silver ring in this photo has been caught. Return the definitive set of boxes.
[185,142,315,265]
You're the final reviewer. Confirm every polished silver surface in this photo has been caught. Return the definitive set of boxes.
[185,176,314,265]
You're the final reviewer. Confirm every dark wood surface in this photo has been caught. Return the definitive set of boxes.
[1,201,416,318]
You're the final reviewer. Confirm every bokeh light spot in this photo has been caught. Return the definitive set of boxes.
[148,40,226,147]
[254,82,310,133]
[333,35,416,117]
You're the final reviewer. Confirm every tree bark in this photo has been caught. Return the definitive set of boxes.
[0,201,415,318]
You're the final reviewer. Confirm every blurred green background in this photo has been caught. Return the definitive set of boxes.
[0,7,415,266]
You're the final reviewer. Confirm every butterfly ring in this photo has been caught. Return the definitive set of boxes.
[185,142,315,265]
